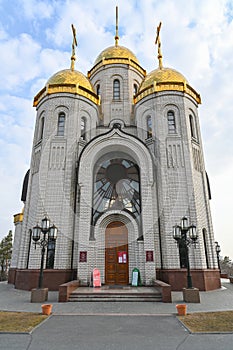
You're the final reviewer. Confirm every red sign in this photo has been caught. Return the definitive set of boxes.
[146,251,154,262]
[118,251,127,264]
[79,251,87,262]
[93,268,101,287]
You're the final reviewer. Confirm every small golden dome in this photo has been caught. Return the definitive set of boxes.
[33,69,100,107]
[47,69,94,92]
[94,45,140,66]
[139,67,188,92]
[135,67,201,104]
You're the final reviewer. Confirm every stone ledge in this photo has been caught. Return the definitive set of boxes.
[59,280,80,302]
[153,280,172,303]
[8,268,77,291]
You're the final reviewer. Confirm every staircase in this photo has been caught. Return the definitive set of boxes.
[68,286,162,302]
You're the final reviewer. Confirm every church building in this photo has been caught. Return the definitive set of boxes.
[9,11,221,292]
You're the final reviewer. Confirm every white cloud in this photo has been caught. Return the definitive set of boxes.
[0,0,232,260]
[0,34,41,91]
[0,94,34,237]
[21,0,54,20]
[210,162,233,259]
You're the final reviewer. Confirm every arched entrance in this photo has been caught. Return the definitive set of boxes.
[105,221,129,285]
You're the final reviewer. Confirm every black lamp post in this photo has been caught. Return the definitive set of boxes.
[173,217,198,289]
[215,241,221,271]
[32,217,58,289]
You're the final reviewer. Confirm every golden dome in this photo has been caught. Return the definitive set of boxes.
[88,45,146,79]
[135,67,201,105]
[47,69,94,91]
[94,45,140,66]
[34,69,99,107]
[139,67,188,92]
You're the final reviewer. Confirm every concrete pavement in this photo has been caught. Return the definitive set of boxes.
[0,280,233,349]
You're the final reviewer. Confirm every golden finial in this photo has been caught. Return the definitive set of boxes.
[155,21,163,69]
[115,6,119,47]
[70,24,78,71]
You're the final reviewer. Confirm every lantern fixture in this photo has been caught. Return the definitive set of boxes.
[215,241,221,271]
[31,216,58,289]
[172,217,198,289]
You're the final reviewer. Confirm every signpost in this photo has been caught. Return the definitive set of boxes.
[132,267,141,287]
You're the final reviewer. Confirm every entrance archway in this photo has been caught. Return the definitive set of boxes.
[105,221,129,285]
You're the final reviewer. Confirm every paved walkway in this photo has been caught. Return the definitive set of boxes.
[0,280,233,349]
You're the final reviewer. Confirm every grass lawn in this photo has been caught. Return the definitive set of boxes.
[179,311,233,333]
[0,311,48,332]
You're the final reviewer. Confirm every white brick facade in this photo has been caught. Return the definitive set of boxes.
[10,40,220,291]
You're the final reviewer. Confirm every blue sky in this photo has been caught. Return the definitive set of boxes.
[0,0,233,259]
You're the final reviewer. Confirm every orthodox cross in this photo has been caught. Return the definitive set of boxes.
[71,24,78,70]
[155,21,163,69]
[115,6,119,46]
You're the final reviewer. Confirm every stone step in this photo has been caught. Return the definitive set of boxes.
[68,287,162,302]
[69,297,162,302]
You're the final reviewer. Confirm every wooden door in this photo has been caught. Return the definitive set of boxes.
[105,221,129,285]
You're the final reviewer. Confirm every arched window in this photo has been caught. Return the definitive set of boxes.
[113,79,120,100]
[96,84,100,96]
[57,112,65,136]
[38,116,45,140]
[167,111,176,133]
[189,114,197,139]
[133,84,138,95]
[92,158,141,226]
[81,117,86,140]
[146,116,152,138]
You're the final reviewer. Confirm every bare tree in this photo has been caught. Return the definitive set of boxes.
[220,256,233,276]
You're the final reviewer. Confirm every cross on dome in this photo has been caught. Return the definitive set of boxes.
[70,23,78,71]
[155,21,163,69]
[115,6,119,47]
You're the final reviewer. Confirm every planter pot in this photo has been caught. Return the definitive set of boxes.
[41,304,53,315]
[176,304,187,316]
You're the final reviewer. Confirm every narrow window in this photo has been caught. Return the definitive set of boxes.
[179,241,188,268]
[189,114,196,139]
[38,116,45,140]
[167,111,176,133]
[46,238,56,269]
[57,112,65,136]
[203,229,209,269]
[133,84,138,95]
[146,116,152,138]
[113,79,120,100]
[81,117,86,140]
[96,84,100,96]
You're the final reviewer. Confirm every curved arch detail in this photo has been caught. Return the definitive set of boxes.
[78,128,154,186]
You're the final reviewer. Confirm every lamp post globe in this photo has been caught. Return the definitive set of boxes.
[181,217,189,230]
[32,225,41,242]
[173,225,181,240]
[215,242,221,271]
[41,217,50,231]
